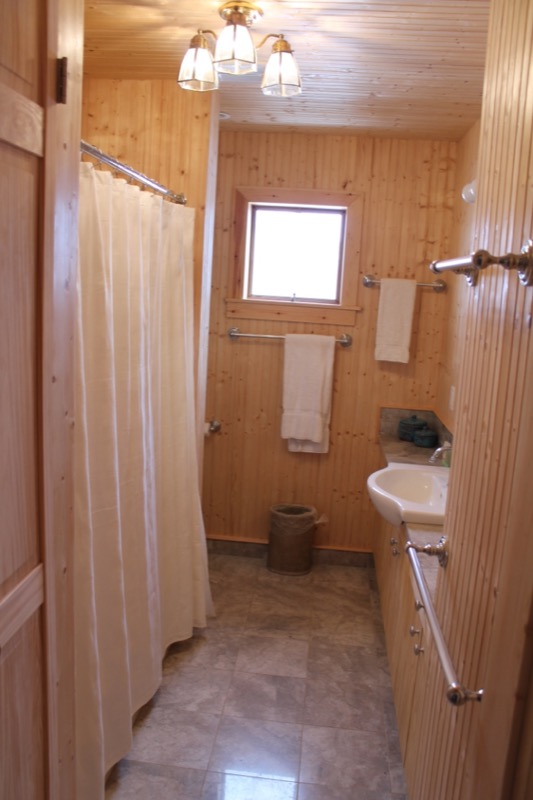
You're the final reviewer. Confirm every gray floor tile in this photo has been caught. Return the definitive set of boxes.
[303,673,387,731]
[234,633,309,677]
[223,671,306,723]
[164,628,242,672]
[298,782,396,800]
[106,760,205,799]
[300,725,391,793]
[201,771,297,800]
[155,665,232,713]
[126,707,219,770]
[307,639,389,686]
[208,716,302,781]
[106,555,408,799]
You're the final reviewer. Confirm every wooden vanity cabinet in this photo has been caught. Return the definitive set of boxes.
[375,518,425,753]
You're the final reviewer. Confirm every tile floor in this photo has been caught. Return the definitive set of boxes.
[106,552,408,800]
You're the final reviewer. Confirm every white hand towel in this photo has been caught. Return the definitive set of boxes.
[374,278,417,363]
[281,334,335,453]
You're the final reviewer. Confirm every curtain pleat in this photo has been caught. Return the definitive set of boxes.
[74,163,212,800]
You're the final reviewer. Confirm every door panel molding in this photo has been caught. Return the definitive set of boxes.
[0,566,43,651]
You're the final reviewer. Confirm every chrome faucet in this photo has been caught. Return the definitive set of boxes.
[429,441,452,465]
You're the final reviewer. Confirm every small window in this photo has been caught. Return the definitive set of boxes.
[228,187,363,326]
[245,203,346,304]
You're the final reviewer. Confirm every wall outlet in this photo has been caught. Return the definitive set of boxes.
[449,385,456,412]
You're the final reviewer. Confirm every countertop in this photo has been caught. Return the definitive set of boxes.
[380,434,440,466]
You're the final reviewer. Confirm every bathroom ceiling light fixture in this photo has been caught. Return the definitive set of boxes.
[177,1,302,97]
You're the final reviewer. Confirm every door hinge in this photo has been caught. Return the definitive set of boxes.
[56,57,68,104]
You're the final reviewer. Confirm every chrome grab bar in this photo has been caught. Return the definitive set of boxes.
[429,239,533,287]
[227,327,353,348]
[405,542,484,707]
[362,274,447,292]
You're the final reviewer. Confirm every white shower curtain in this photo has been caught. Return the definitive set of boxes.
[74,162,212,800]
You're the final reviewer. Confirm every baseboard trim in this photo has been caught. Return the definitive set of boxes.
[206,537,374,567]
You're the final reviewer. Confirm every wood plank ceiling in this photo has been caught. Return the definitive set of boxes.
[84,1,490,139]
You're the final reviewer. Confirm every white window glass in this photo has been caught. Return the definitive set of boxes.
[247,205,346,303]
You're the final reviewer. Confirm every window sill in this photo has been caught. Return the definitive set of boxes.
[225,298,362,326]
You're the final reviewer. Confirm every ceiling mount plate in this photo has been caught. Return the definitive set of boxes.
[218,2,263,26]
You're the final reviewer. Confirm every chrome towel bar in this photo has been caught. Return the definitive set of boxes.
[430,239,533,287]
[405,541,484,707]
[227,327,353,347]
[362,275,446,292]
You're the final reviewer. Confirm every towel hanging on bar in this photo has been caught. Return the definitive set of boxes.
[374,278,417,364]
[281,334,335,454]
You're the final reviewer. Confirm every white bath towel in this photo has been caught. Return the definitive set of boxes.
[374,278,417,363]
[281,334,335,453]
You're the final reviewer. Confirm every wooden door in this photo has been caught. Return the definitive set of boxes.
[0,0,82,797]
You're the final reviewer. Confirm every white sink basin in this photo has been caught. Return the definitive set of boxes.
[367,462,449,527]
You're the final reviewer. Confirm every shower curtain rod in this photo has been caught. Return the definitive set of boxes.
[80,140,187,205]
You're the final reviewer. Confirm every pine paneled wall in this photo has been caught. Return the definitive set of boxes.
[435,119,480,432]
[401,0,533,797]
[203,132,457,551]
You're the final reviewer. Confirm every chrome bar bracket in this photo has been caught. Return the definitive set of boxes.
[517,240,533,286]
[406,536,449,568]
[446,683,484,707]
[430,239,533,288]
[406,545,484,707]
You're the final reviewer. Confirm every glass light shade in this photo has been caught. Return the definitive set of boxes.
[461,179,477,204]
[214,22,257,74]
[178,45,219,91]
[261,50,302,97]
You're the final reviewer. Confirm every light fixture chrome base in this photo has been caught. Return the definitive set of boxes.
[218,1,263,26]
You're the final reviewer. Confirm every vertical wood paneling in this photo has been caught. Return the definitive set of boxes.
[203,131,456,551]
[0,147,40,592]
[435,120,480,431]
[1,1,82,797]
[401,1,533,798]
[0,614,45,799]
[81,78,214,316]
[42,1,84,792]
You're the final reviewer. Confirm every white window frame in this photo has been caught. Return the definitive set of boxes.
[246,203,346,304]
